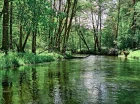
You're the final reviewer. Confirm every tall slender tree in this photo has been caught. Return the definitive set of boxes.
[1,0,9,53]
[131,0,136,49]
[9,1,13,49]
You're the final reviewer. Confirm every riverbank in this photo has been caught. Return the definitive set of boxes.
[1,49,139,69]
[118,50,140,59]
[0,52,63,69]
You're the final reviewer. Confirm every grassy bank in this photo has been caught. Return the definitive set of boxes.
[0,52,63,69]
[118,50,140,59]
[128,50,140,58]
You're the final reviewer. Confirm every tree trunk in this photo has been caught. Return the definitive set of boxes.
[22,29,31,51]
[19,24,23,52]
[1,0,9,53]
[62,0,71,54]
[78,30,90,52]
[0,0,10,19]
[32,0,37,54]
[9,1,13,49]
[32,30,37,54]
[91,8,99,53]
[116,0,120,42]
[99,2,102,50]
[131,0,136,49]
[65,0,78,43]
[62,0,78,54]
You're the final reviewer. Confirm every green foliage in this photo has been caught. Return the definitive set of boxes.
[0,52,63,69]
[100,47,108,55]
[21,53,55,64]
[64,51,73,59]
[102,0,140,50]
[102,28,115,48]
[0,54,19,68]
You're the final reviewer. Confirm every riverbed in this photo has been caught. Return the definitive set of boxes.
[0,56,140,104]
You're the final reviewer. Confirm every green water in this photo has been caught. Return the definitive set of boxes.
[0,56,140,104]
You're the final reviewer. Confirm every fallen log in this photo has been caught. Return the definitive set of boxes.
[65,54,90,59]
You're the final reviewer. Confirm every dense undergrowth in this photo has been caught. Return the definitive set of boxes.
[0,52,63,69]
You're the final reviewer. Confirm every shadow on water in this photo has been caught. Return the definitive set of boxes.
[0,56,140,104]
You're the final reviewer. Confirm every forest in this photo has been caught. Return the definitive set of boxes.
[0,0,139,53]
[0,0,139,68]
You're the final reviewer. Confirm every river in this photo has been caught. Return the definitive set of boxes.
[0,56,140,104]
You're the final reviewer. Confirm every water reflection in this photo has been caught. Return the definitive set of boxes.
[0,56,140,104]
[2,70,12,104]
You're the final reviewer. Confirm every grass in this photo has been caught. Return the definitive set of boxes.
[0,52,63,69]
[118,50,140,59]
[128,50,140,58]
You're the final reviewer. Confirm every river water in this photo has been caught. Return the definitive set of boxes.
[0,56,140,104]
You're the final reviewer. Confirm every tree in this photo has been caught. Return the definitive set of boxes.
[115,0,121,45]
[9,1,13,49]
[131,0,136,49]
[61,0,78,53]
[1,0,9,53]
